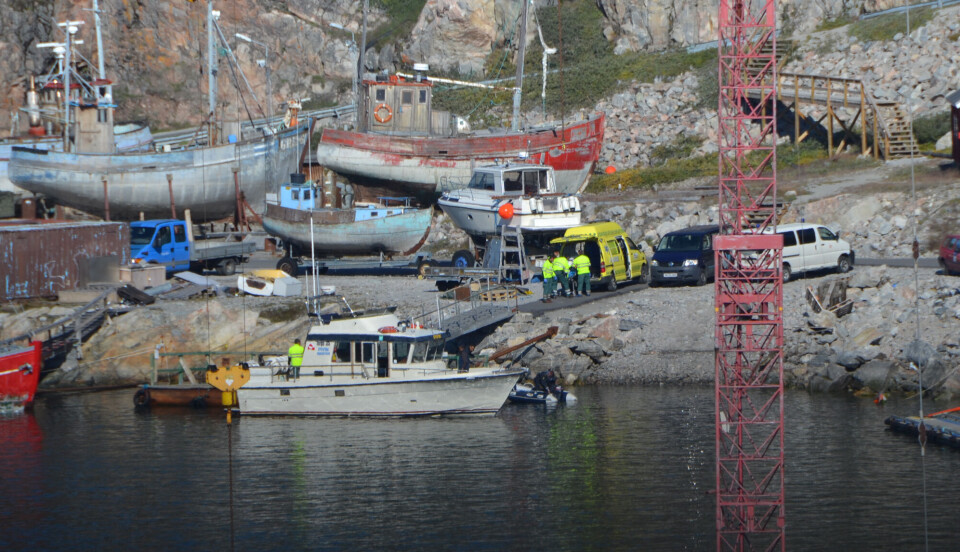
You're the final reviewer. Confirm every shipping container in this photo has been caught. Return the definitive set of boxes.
[0,220,129,300]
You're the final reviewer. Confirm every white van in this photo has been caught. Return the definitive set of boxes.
[767,223,855,281]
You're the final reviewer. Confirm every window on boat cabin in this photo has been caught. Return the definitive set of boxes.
[798,228,817,245]
[376,88,386,102]
[503,171,523,193]
[402,91,413,105]
[377,344,389,377]
[173,225,186,243]
[303,189,311,200]
[361,343,376,364]
[392,341,411,365]
[468,172,495,191]
[522,170,548,195]
[291,189,300,200]
[419,90,427,103]
[332,341,351,363]
[412,341,444,363]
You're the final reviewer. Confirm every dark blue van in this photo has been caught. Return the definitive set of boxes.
[650,225,719,286]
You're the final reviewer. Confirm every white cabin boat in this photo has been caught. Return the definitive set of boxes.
[237,308,522,416]
[437,164,581,242]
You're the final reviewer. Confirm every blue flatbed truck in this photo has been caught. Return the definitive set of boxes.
[130,219,255,276]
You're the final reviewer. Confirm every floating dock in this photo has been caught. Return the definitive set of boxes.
[885,412,960,449]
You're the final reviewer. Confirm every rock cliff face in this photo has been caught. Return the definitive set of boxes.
[0,0,918,133]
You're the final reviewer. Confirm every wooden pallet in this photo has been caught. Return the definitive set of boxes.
[480,288,517,302]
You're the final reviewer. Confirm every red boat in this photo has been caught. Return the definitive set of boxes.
[316,75,604,199]
[0,341,42,412]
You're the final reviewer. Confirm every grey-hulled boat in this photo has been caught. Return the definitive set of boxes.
[8,1,310,221]
[264,177,433,259]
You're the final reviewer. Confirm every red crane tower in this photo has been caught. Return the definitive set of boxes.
[714,0,785,550]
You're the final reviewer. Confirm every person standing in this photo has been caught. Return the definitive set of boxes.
[573,249,592,296]
[288,338,305,378]
[552,250,571,297]
[540,255,556,303]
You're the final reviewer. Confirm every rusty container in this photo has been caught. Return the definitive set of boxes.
[0,220,129,301]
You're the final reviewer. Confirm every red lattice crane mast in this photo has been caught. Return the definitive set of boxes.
[714,0,785,550]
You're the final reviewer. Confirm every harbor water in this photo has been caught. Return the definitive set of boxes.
[2,385,959,551]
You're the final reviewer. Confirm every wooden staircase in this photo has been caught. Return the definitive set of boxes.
[743,38,919,160]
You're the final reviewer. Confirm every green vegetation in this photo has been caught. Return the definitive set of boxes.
[912,111,951,147]
[431,2,717,125]
[301,96,339,111]
[815,15,856,33]
[587,141,832,193]
[650,134,704,166]
[368,0,427,49]
[848,7,934,42]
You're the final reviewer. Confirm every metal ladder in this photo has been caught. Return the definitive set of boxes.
[487,225,529,284]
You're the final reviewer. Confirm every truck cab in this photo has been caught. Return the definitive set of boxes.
[130,220,191,273]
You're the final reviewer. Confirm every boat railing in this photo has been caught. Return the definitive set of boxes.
[406,281,525,337]
[437,176,472,193]
[151,349,284,385]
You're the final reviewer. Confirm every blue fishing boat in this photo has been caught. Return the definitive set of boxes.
[263,175,433,262]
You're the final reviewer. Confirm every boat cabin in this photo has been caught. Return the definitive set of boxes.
[359,74,454,137]
[467,164,556,196]
[299,313,448,379]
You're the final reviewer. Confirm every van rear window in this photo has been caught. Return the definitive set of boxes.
[779,231,797,247]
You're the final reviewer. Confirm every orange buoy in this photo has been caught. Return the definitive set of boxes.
[604,165,617,174]
[378,326,399,334]
[498,202,515,219]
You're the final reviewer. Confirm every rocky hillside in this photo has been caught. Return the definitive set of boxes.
[0,0,934,133]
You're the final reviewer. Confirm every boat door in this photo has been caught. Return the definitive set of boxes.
[359,342,388,377]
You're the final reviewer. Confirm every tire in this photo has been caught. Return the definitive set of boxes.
[276,257,299,276]
[782,263,792,283]
[217,257,237,276]
[695,266,707,286]
[837,255,852,274]
[133,388,150,408]
[635,262,650,285]
[606,273,617,292]
[452,249,475,268]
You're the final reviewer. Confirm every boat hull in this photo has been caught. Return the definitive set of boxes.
[438,199,581,239]
[8,122,311,221]
[0,342,42,413]
[263,203,433,256]
[133,384,223,408]
[238,369,522,417]
[316,113,604,196]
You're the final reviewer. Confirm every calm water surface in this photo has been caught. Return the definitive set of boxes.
[2,386,959,551]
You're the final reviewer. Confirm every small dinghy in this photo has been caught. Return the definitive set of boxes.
[508,382,576,405]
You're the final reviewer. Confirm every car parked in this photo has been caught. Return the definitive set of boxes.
[939,234,960,275]
[650,225,719,286]
[766,223,855,281]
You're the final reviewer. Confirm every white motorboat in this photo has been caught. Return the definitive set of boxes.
[437,163,581,242]
[237,307,522,416]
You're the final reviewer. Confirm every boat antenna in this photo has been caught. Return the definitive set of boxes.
[556,0,566,134]
[85,0,106,80]
[534,8,557,117]
[510,0,529,132]
[207,0,218,144]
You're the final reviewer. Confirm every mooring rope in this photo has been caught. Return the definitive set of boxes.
[907,95,929,552]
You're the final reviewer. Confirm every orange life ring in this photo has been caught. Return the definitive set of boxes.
[374,103,393,123]
[378,326,399,334]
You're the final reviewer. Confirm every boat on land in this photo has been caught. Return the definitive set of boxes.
[315,75,604,199]
[264,175,434,264]
[0,341,42,413]
[237,307,523,417]
[8,1,311,221]
[438,163,581,241]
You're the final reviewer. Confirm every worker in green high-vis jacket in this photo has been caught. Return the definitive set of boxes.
[573,250,591,296]
[540,256,556,303]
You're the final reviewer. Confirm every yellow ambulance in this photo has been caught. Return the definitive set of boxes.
[548,221,648,291]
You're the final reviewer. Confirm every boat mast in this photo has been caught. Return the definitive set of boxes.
[510,0,528,132]
[91,0,105,79]
[207,0,218,144]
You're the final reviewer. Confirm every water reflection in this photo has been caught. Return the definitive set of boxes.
[0,387,959,550]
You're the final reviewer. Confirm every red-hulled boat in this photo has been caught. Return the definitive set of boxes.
[0,341,42,412]
[316,75,604,199]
